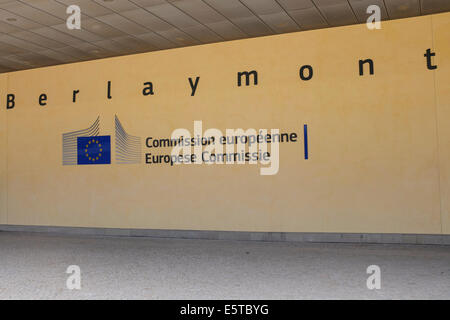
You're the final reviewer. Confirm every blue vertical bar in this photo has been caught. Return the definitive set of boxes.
[303,124,308,160]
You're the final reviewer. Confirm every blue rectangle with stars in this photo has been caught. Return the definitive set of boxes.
[77,136,111,165]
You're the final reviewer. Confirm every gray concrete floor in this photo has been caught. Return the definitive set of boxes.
[0,231,449,299]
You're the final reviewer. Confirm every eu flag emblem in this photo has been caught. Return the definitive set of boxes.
[77,136,111,165]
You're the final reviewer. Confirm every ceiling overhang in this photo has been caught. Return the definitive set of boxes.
[0,0,449,73]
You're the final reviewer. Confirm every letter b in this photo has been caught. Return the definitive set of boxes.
[6,94,15,109]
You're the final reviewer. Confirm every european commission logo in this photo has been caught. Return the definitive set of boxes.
[62,115,141,166]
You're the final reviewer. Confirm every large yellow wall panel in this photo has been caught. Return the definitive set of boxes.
[2,13,449,234]
[0,74,6,224]
[433,13,450,234]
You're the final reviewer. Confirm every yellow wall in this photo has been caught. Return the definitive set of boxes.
[1,13,449,234]
[434,13,450,234]
[0,74,6,224]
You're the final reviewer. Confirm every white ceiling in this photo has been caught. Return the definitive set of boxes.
[0,0,448,73]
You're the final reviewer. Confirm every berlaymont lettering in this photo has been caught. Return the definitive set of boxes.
[1,48,440,108]
[0,12,449,235]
